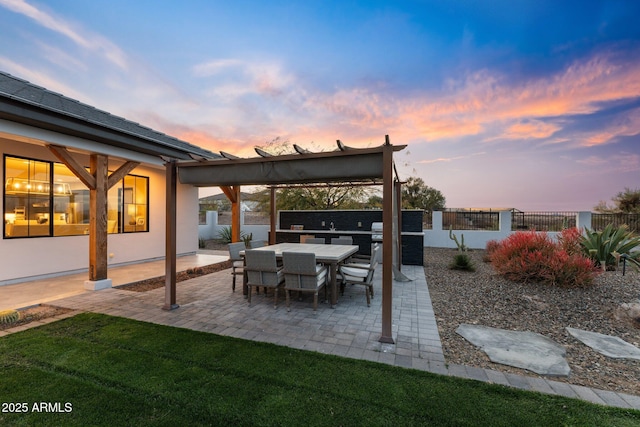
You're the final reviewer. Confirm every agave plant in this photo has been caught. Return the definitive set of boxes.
[216,226,250,245]
[449,253,476,271]
[216,226,234,244]
[581,223,640,271]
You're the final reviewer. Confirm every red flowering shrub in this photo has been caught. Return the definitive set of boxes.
[483,239,501,262]
[489,230,598,287]
[556,227,583,256]
[485,239,501,256]
[543,250,598,287]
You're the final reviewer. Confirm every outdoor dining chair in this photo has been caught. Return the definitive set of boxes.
[331,236,353,245]
[227,242,246,292]
[338,243,380,306]
[249,240,267,248]
[303,237,325,244]
[244,249,284,308]
[282,252,328,312]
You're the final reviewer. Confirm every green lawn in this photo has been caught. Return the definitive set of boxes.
[1,313,639,426]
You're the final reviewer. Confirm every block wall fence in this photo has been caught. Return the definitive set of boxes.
[199,210,596,250]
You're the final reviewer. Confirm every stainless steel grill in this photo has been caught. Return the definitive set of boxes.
[370,222,383,242]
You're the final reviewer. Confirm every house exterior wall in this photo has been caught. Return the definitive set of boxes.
[0,135,199,285]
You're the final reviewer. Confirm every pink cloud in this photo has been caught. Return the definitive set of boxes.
[575,152,640,174]
[388,53,640,145]
[417,152,486,164]
[503,120,560,139]
[583,108,640,146]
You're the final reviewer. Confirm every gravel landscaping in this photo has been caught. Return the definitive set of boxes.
[0,305,74,331]
[425,247,640,396]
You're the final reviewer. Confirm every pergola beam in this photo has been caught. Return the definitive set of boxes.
[107,161,141,189]
[48,144,96,189]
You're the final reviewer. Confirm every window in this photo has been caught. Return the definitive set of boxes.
[52,162,89,236]
[4,155,149,238]
[4,157,52,237]
[122,175,148,233]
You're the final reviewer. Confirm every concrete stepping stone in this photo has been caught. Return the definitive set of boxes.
[566,327,640,360]
[456,324,570,377]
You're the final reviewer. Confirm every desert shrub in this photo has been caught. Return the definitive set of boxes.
[485,239,501,255]
[557,227,583,255]
[483,239,501,262]
[581,223,640,271]
[489,230,597,287]
[543,250,598,287]
[449,253,475,271]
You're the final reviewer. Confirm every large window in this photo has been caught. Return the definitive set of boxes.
[4,155,149,238]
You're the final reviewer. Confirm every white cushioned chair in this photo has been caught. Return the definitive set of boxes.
[245,250,284,308]
[282,251,328,312]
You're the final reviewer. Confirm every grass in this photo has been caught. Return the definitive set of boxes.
[1,313,639,426]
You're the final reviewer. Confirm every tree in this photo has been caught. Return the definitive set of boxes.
[401,177,446,212]
[254,185,370,211]
[594,188,640,213]
[253,137,372,211]
[365,194,383,209]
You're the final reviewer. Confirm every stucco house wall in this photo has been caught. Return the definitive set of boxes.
[0,128,199,285]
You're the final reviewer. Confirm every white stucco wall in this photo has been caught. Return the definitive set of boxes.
[0,135,199,285]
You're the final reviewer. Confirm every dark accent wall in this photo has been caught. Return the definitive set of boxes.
[275,210,424,265]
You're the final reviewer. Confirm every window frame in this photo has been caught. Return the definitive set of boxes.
[3,154,150,239]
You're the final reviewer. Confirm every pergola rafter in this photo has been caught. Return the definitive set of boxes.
[164,136,406,343]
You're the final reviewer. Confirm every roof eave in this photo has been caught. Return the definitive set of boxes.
[0,96,218,161]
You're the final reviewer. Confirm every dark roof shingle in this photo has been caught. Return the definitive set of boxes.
[0,71,219,160]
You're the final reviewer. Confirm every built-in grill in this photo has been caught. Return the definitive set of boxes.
[371,222,383,242]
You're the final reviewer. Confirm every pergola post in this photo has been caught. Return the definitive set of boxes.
[395,179,403,272]
[231,186,241,242]
[269,186,277,244]
[220,186,241,242]
[163,160,178,310]
[380,136,395,343]
[87,154,109,286]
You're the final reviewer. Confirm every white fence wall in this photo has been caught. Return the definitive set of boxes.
[199,210,594,249]
[199,211,270,242]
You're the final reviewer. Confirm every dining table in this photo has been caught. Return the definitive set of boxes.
[241,242,359,308]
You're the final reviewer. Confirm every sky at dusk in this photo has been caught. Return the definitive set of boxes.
[1,0,639,210]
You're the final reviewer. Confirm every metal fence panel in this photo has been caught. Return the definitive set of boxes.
[511,211,577,232]
[442,210,500,230]
[591,213,640,232]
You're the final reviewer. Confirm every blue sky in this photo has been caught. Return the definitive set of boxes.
[1,0,639,210]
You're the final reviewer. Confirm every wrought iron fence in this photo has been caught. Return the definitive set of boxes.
[591,213,640,233]
[510,211,577,231]
[441,209,500,230]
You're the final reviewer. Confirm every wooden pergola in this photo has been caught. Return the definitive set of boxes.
[164,136,406,343]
